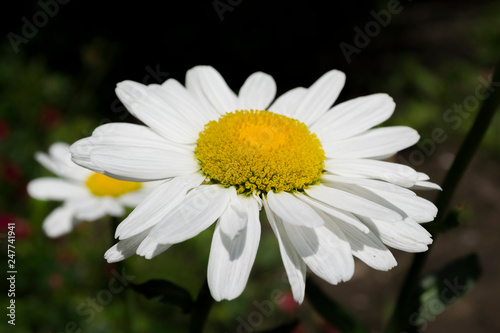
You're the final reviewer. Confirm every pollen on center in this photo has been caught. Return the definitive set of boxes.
[195,110,325,194]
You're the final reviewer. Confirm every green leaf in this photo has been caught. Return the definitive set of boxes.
[130,279,194,314]
[415,253,481,325]
[306,278,368,333]
[258,319,299,333]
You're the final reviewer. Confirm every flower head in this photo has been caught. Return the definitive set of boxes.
[28,142,153,238]
[71,66,440,302]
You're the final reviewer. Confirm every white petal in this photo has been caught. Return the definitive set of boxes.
[417,172,430,181]
[362,217,433,252]
[266,191,323,228]
[72,197,116,221]
[334,219,396,271]
[324,159,419,187]
[268,87,307,117]
[185,65,238,115]
[263,199,306,304]
[322,126,420,159]
[105,229,150,263]
[117,179,161,207]
[154,78,216,124]
[322,174,417,197]
[89,145,199,182]
[35,143,90,181]
[305,184,402,222]
[70,139,105,174]
[28,178,88,201]
[136,235,172,259]
[35,151,70,177]
[91,122,175,149]
[294,192,369,233]
[219,188,249,240]
[311,93,395,141]
[366,187,438,222]
[283,216,354,285]
[116,174,205,239]
[70,123,179,175]
[101,197,125,217]
[42,205,77,238]
[118,190,149,207]
[150,185,231,244]
[48,142,72,161]
[116,80,202,143]
[208,197,261,301]
[337,183,437,223]
[411,181,442,191]
[238,72,277,110]
[294,70,346,126]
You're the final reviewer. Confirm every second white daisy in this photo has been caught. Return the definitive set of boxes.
[28,142,153,238]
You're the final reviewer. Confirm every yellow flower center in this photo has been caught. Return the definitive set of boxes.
[85,173,142,197]
[195,110,325,194]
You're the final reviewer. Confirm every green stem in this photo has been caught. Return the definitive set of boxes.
[385,64,500,333]
[189,279,214,333]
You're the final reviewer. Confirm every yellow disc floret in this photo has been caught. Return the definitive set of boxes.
[86,173,142,197]
[195,110,325,194]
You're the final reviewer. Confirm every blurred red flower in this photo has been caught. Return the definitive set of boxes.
[0,214,32,240]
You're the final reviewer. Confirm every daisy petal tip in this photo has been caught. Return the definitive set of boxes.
[388,261,398,271]
[410,128,421,142]
[113,229,123,240]
[336,70,347,82]
[104,248,124,264]
[116,79,143,91]
[42,227,65,239]
[376,92,395,104]
[416,181,443,191]
[326,68,346,79]
[210,294,222,302]
[69,138,88,155]
[293,293,305,305]
[114,221,132,240]
[115,80,148,106]
[379,259,398,272]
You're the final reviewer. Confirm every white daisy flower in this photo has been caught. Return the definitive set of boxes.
[70,66,440,303]
[28,142,153,238]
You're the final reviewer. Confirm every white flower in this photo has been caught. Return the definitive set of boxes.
[70,66,440,303]
[28,142,153,238]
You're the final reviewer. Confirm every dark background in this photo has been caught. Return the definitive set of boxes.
[1,0,500,332]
